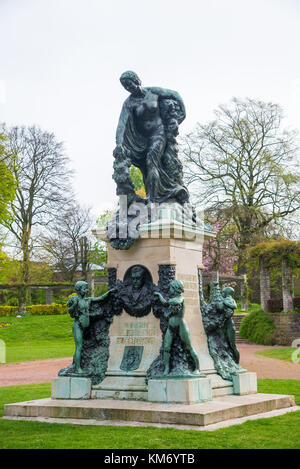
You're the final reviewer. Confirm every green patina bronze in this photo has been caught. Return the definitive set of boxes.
[115,71,189,204]
[154,279,204,377]
[107,71,194,250]
[198,270,247,381]
[120,345,144,372]
[66,281,115,375]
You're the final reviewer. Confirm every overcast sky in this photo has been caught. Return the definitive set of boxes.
[1,0,300,219]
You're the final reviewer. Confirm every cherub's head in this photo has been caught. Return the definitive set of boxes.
[74,281,89,297]
[169,279,184,297]
[222,286,234,299]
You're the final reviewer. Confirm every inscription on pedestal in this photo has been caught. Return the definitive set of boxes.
[115,321,156,347]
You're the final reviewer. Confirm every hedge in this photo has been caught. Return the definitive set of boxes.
[239,310,276,345]
[0,304,68,317]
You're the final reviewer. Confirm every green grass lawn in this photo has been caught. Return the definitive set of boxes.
[256,348,300,363]
[0,379,300,449]
[0,315,74,363]
[235,302,262,315]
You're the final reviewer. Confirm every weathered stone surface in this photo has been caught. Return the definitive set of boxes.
[270,313,300,344]
[232,372,257,395]
[4,393,295,427]
[70,378,92,400]
[52,377,92,400]
[148,376,212,404]
[92,223,233,399]
[51,377,71,399]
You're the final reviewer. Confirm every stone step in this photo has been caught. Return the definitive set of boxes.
[3,393,295,427]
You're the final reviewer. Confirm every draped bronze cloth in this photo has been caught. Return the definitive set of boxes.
[116,87,190,204]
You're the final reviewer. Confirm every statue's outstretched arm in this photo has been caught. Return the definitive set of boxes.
[153,291,167,305]
[89,288,115,304]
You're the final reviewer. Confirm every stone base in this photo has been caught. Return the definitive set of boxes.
[3,393,295,427]
[92,374,148,401]
[232,372,257,396]
[51,377,91,400]
[148,376,212,404]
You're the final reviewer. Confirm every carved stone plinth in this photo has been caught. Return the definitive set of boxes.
[51,377,92,400]
[232,372,257,395]
[148,376,212,404]
[92,219,233,401]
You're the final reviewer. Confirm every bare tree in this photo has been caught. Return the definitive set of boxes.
[40,203,93,282]
[2,125,73,311]
[181,98,300,273]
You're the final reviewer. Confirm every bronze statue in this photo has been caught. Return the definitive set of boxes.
[67,281,115,374]
[198,270,247,381]
[113,70,189,205]
[154,279,201,376]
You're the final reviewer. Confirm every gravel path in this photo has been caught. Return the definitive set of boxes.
[0,344,300,387]
[239,344,300,380]
[0,357,71,387]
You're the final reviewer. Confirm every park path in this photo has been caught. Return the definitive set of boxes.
[0,357,70,387]
[0,344,300,387]
[238,344,300,380]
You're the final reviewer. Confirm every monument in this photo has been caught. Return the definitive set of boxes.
[3,72,296,427]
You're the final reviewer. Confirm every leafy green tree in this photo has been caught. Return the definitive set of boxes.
[129,165,144,191]
[2,125,73,312]
[0,129,15,227]
[181,98,300,274]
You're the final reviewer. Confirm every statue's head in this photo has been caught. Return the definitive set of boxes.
[222,286,234,298]
[74,281,89,297]
[120,70,142,95]
[131,265,145,290]
[169,279,184,297]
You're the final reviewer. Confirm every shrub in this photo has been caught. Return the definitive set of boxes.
[239,310,276,345]
[26,304,66,315]
[0,304,68,316]
[0,306,18,317]
[270,328,290,346]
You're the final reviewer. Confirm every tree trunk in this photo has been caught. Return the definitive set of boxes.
[259,258,271,312]
[282,259,294,312]
[19,229,30,314]
[80,236,89,281]
[240,274,248,312]
[17,285,27,315]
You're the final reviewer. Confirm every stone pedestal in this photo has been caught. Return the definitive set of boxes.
[51,377,92,400]
[232,372,257,396]
[92,218,233,400]
[148,376,212,404]
[91,311,162,400]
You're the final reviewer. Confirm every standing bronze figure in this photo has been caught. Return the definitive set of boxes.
[113,70,189,205]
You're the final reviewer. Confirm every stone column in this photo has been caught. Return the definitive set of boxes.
[240,274,248,312]
[259,258,270,312]
[211,271,219,283]
[87,272,95,297]
[45,288,52,305]
[282,259,294,312]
